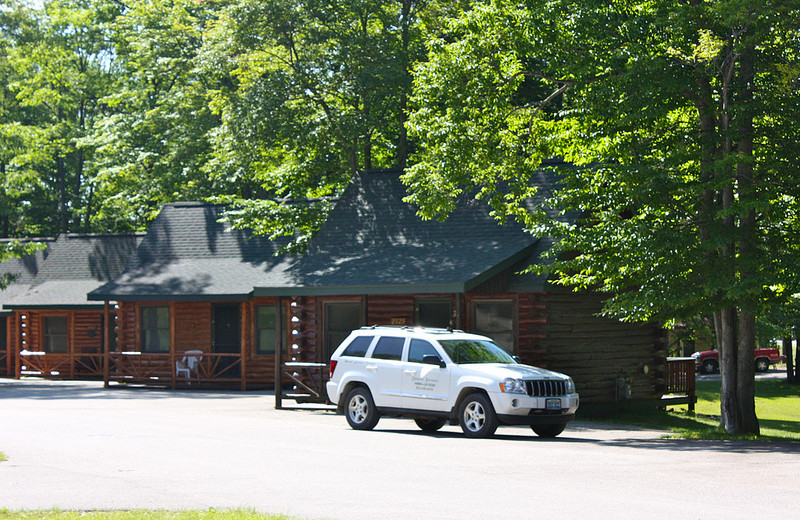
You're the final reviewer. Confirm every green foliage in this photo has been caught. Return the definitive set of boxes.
[407,0,800,325]
[201,0,427,247]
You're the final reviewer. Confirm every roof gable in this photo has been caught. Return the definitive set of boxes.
[257,170,541,295]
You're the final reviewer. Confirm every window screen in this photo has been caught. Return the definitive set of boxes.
[256,305,277,355]
[324,302,361,360]
[415,299,452,328]
[141,306,170,353]
[43,316,68,353]
[473,300,514,353]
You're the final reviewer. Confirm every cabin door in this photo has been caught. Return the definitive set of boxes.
[213,304,241,378]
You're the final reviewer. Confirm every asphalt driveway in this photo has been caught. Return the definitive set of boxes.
[0,378,798,520]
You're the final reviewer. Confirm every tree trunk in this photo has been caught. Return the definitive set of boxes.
[783,336,794,384]
[736,310,759,435]
[718,307,740,433]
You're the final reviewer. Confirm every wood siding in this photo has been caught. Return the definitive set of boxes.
[1,315,9,376]
[10,309,105,379]
[537,288,664,403]
[110,299,287,388]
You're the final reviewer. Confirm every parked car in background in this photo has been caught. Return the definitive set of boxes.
[326,326,579,438]
[691,348,785,374]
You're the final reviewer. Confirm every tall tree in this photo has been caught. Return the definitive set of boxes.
[7,0,119,235]
[406,0,800,434]
[86,0,223,231]
[203,0,429,249]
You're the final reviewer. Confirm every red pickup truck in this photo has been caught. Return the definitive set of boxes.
[691,348,785,374]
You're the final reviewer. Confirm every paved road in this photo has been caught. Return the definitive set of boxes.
[1,378,798,520]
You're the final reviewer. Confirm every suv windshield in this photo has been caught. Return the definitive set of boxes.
[438,340,516,364]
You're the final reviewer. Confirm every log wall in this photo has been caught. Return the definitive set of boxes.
[112,298,287,387]
[1,315,9,376]
[538,287,665,403]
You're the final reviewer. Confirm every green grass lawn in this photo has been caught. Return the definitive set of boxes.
[0,511,295,520]
[624,377,800,441]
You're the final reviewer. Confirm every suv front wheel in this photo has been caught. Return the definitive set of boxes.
[345,387,381,430]
[458,392,498,438]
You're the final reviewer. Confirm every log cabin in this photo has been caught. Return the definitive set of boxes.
[1,234,141,379]
[87,202,298,390]
[256,170,667,405]
[0,238,53,376]
[89,171,667,405]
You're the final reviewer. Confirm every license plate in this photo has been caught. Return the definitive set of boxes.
[546,398,562,410]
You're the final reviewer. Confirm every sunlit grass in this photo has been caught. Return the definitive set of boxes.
[597,377,800,441]
[0,510,297,520]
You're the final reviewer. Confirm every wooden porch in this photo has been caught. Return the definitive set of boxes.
[17,350,104,379]
[105,350,246,389]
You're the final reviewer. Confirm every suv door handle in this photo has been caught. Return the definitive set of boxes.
[404,370,417,375]
[366,365,378,372]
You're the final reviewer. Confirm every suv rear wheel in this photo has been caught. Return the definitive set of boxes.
[458,392,498,438]
[345,387,380,430]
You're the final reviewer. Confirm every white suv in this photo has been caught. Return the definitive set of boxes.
[326,326,579,438]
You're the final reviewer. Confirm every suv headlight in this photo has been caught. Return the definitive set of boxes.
[566,377,576,394]
[499,378,526,394]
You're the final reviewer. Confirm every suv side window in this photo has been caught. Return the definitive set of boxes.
[408,339,439,363]
[341,336,373,357]
[370,336,404,361]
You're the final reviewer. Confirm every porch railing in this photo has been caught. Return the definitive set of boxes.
[17,350,104,379]
[275,361,328,409]
[106,351,243,389]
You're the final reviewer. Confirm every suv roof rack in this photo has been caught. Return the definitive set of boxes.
[359,325,464,334]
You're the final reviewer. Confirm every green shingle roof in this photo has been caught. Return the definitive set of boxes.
[3,234,141,309]
[0,238,55,314]
[90,169,565,301]
[88,202,295,301]
[254,170,544,295]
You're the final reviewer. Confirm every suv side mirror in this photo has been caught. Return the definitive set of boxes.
[422,354,446,368]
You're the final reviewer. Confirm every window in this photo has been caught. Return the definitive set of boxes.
[342,336,372,358]
[43,316,68,353]
[473,300,514,353]
[370,336,404,361]
[141,306,169,353]
[324,302,361,360]
[255,305,278,355]
[408,339,439,363]
[415,299,452,328]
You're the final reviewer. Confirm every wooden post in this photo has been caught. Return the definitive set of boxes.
[170,302,176,390]
[275,297,283,409]
[16,312,23,379]
[67,312,75,379]
[103,301,110,387]
[455,293,463,330]
[240,301,247,391]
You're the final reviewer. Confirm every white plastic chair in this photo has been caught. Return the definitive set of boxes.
[176,350,203,378]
